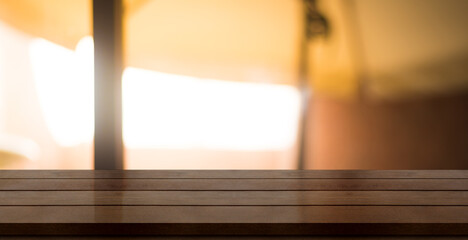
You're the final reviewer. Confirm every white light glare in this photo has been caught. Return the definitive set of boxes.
[29,37,94,147]
[29,37,301,150]
[122,68,301,150]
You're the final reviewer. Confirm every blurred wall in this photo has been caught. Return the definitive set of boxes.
[310,0,468,99]
[356,0,468,98]
[307,93,468,169]
[306,0,468,169]
[125,0,302,85]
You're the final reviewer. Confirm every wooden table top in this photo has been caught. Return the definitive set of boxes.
[0,170,467,238]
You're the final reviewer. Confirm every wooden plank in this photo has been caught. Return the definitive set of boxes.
[0,206,467,235]
[1,170,467,179]
[1,206,467,223]
[0,191,467,206]
[93,0,124,170]
[1,179,468,191]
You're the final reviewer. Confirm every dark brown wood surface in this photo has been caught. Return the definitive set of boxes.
[2,178,468,191]
[1,191,467,205]
[1,170,467,178]
[0,170,467,237]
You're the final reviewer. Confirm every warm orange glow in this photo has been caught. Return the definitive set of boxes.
[29,37,301,151]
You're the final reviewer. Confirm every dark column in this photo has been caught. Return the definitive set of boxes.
[93,0,124,169]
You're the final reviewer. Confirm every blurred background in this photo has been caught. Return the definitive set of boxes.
[0,0,467,169]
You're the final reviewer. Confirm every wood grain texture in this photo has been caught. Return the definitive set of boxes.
[0,170,467,236]
[0,206,467,235]
[1,206,468,223]
[1,170,467,179]
[1,179,468,191]
[0,191,467,206]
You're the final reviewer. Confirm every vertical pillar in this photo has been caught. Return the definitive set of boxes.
[297,0,329,169]
[296,0,311,170]
[93,0,123,169]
